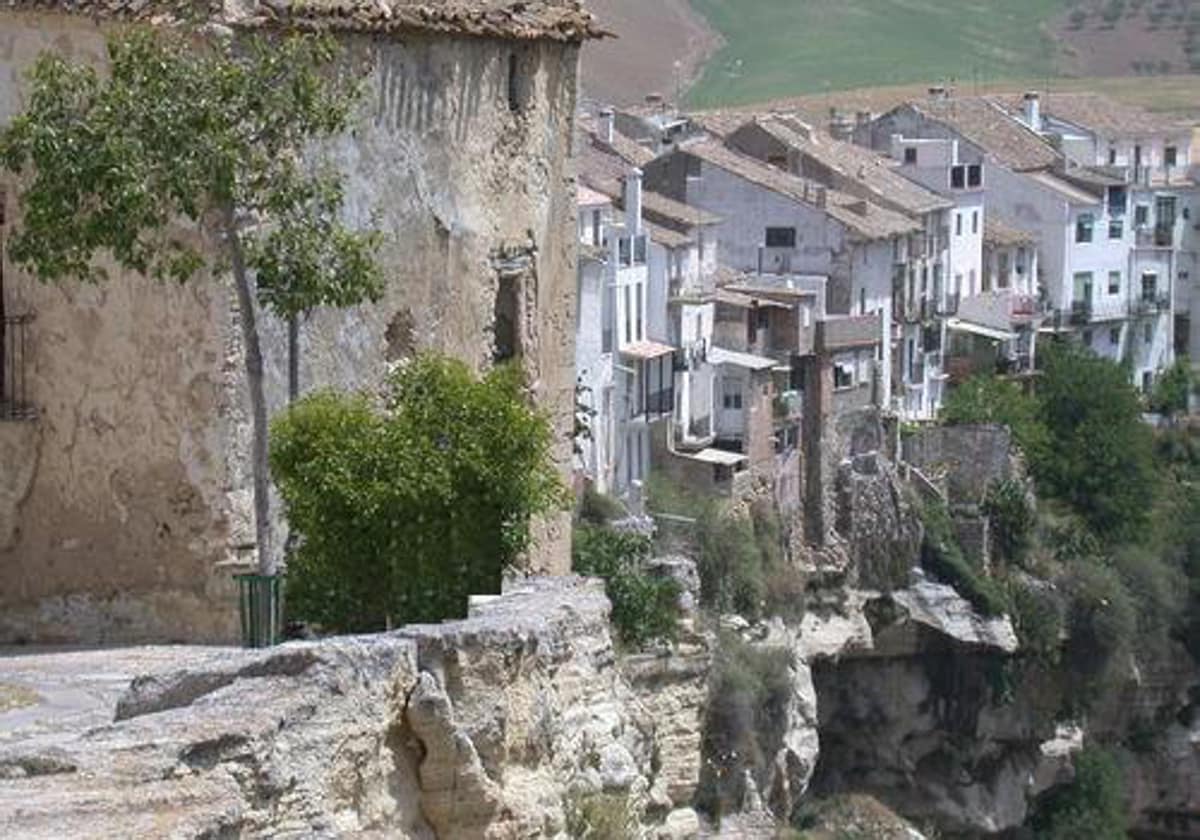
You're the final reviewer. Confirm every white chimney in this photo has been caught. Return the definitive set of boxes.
[598,107,615,144]
[928,85,947,102]
[625,167,643,235]
[1023,92,1041,132]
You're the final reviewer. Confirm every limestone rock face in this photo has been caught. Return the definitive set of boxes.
[0,577,711,839]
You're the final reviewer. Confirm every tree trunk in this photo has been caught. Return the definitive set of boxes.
[287,314,299,403]
[224,208,274,576]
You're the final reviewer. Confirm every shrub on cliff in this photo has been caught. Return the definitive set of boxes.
[984,478,1036,565]
[1030,746,1127,838]
[918,500,1008,616]
[572,526,680,648]
[1035,342,1156,542]
[940,374,1049,464]
[270,355,565,633]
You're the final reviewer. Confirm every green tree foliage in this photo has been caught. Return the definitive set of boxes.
[940,374,1049,463]
[1035,343,1156,541]
[572,526,680,649]
[1151,357,1193,417]
[983,479,1037,565]
[0,30,383,573]
[1031,747,1128,839]
[269,356,564,633]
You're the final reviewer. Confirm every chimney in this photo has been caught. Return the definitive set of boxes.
[855,110,873,129]
[928,85,948,102]
[625,167,643,235]
[598,107,615,143]
[829,113,854,142]
[1022,91,1041,132]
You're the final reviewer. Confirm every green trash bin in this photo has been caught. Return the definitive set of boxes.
[235,573,284,648]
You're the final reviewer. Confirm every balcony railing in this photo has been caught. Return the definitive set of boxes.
[1131,293,1171,317]
[0,314,35,421]
[1136,226,1175,248]
[1069,300,1092,325]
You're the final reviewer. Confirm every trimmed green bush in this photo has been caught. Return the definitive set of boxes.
[984,479,1036,565]
[270,356,565,633]
[1030,746,1127,839]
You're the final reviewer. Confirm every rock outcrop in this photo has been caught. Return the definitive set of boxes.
[0,577,711,839]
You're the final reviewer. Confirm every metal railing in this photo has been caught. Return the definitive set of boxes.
[1069,300,1092,325]
[0,314,35,421]
[1131,293,1171,317]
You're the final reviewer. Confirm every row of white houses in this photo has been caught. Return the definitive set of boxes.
[573,90,1197,502]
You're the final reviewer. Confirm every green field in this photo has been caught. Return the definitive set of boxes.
[686,0,1072,108]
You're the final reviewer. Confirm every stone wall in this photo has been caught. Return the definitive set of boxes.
[0,576,711,839]
[0,11,581,643]
[901,424,1014,504]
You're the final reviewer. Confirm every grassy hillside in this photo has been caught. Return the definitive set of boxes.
[686,0,1073,107]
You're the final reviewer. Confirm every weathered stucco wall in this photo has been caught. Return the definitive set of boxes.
[0,11,581,643]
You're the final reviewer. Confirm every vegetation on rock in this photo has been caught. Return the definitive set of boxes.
[1029,746,1128,839]
[270,355,564,632]
[572,526,681,649]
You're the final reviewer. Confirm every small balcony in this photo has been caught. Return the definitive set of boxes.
[1131,293,1171,317]
[936,292,959,317]
[773,389,803,423]
[1136,226,1175,248]
[1069,300,1092,325]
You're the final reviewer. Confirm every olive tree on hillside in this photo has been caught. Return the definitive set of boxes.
[0,30,383,574]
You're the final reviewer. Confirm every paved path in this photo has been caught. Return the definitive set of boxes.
[0,645,240,751]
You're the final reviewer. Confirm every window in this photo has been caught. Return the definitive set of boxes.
[1075,213,1094,243]
[972,210,979,234]
[968,269,977,295]
[1016,247,1026,275]
[833,362,855,390]
[765,226,797,248]
[967,164,982,187]
[1135,204,1150,227]
[494,275,520,362]
[955,213,963,236]
[602,285,614,352]
[507,53,525,113]
[859,287,867,315]
[1144,323,1153,344]
[1108,186,1127,216]
[623,285,632,343]
[1142,271,1159,300]
[756,306,770,329]
[904,147,918,164]
[1166,146,1178,167]
[950,165,965,189]
[1142,371,1153,393]
[1108,219,1123,239]
[1073,272,1093,304]
[1108,271,1121,295]
[635,283,644,341]
[722,381,743,410]
[633,234,647,265]
[1108,147,1117,165]
[1109,326,1121,346]
[1083,330,1093,347]
[619,237,631,266]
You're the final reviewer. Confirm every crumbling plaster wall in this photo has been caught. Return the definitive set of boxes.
[0,11,581,644]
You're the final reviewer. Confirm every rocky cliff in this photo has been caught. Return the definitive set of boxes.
[0,577,709,839]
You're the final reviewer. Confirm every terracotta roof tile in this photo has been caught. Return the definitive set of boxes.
[3,0,607,41]
[908,97,1059,172]
[995,92,1186,139]
[685,140,920,241]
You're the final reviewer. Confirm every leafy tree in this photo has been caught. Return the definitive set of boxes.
[269,355,565,633]
[1035,342,1156,541]
[572,526,680,648]
[0,30,383,573]
[940,374,1049,464]
[1150,357,1193,417]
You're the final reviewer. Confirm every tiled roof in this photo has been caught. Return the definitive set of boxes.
[750,116,952,216]
[685,140,921,241]
[908,97,1059,172]
[576,184,611,208]
[1025,170,1101,205]
[642,190,721,228]
[577,115,657,167]
[645,220,693,249]
[3,0,607,41]
[984,216,1036,247]
[995,92,1186,139]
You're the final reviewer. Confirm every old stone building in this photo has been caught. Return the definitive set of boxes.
[0,0,601,643]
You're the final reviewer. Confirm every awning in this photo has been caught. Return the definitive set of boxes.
[946,318,1016,343]
[620,340,676,360]
[709,346,778,371]
[684,447,749,467]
